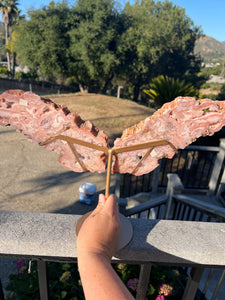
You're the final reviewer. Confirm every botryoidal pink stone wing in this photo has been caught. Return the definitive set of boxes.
[1,91,225,176]
[0,90,109,173]
[112,97,225,175]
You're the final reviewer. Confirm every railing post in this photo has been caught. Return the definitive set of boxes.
[37,260,49,300]
[182,267,204,300]
[211,269,225,300]
[118,197,127,215]
[136,264,152,300]
[114,174,121,198]
[164,173,184,219]
[216,159,225,206]
[0,280,5,300]
[151,164,161,194]
[208,139,225,195]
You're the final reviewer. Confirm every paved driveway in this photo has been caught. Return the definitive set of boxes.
[0,126,116,215]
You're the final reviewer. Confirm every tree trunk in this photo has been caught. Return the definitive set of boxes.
[133,83,140,102]
[101,73,114,94]
[6,52,11,72]
[12,52,16,78]
[4,20,11,72]
[79,83,88,93]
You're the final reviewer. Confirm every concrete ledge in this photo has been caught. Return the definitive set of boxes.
[0,211,225,267]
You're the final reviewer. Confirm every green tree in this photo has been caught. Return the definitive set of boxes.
[118,0,203,101]
[5,29,17,76]
[217,83,225,100]
[0,0,19,71]
[14,0,204,98]
[69,0,122,93]
[144,75,196,108]
[15,1,72,82]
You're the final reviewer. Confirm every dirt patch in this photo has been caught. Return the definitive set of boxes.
[48,93,155,144]
[200,88,220,96]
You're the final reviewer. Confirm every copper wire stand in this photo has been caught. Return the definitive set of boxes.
[41,134,177,250]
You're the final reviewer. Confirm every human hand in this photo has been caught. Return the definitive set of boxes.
[77,194,121,262]
[77,195,134,300]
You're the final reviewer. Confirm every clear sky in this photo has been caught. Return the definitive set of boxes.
[172,0,225,42]
[18,0,225,42]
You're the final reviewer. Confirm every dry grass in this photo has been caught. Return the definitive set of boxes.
[200,88,220,96]
[48,92,154,144]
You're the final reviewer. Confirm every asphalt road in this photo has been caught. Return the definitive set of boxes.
[0,126,116,215]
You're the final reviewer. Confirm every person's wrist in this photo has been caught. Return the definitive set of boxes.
[78,250,112,268]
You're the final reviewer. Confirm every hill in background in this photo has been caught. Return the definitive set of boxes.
[195,35,225,64]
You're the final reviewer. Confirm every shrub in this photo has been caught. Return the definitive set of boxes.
[144,75,196,108]
[6,261,84,300]
[14,71,38,81]
[6,260,186,300]
[217,83,225,100]
[199,93,217,100]
[0,66,11,77]
[115,264,186,299]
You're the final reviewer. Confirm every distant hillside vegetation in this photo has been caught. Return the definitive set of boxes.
[195,35,225,63]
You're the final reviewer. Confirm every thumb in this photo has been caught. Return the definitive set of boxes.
[103,194,119,216]
[97,193,107,206]
[95,194,106,211]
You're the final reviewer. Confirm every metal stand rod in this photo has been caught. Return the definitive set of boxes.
[105,149,113,198]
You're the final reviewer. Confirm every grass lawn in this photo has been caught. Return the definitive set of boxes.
[48,92,155,145]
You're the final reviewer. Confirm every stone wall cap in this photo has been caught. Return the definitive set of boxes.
[0,211,225,267]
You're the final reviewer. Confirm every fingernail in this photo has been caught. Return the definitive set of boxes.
[99,194,105,204]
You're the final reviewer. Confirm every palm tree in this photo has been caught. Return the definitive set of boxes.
[144,75,196,108]
[0,0,19,71]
